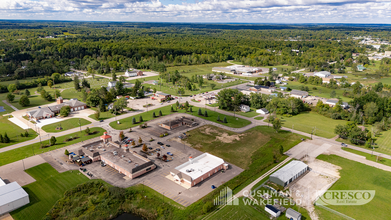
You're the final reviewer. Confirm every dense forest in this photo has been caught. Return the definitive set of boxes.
[1,21,391,79]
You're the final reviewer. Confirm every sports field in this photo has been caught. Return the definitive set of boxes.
[11,163,90,220]
[316,154,391,220]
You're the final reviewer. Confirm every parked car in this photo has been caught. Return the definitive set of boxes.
[148,147,153,150]
[160,145,165,149]
[156,148,160,151]
[157,142,164,145]
[100,120,104,122]
[167,152,173,156]
[166,144,170,147]
[341,143,347,147]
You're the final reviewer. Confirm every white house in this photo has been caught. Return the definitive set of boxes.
[265,205,281,218]
[314,71,331,78]
[240,104,250,112]
[108,81,117,88]
[125,69,143,77]
[256,108,269,115]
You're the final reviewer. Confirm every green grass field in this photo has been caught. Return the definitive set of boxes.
[280,111,345,138]
[283,81,352,102]
[41,118,91,133]
[316,154,391,220]
[109,105,252,130]
[0,116,37,148]
[254,116,264,120]
[209,198,269,220]
[341,147,391,167]
[11,163,90,220]
[0,127,105,166]
[185,125,305,169]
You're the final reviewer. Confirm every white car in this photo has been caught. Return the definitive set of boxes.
[160,145,165,149]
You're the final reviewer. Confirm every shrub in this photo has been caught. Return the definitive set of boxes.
[21,133,24,137]
[64,149,69,155]
[217,115,220,121]
[223,117,228,123]
[132,117,136,124]
[50,136,57,146]
[139,115,143,122]
[3,132,10,143]
[24,130,29,137]
[60,106,71,117]
[19,95,30,107]
[159,110,163,116]
[198,108,202,115]
[152,112,156,118]
[203,201,214,214]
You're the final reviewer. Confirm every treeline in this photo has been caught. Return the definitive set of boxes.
[216,88,309,115]
[0,26,373,79]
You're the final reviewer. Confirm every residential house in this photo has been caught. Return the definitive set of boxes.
[108,81,117,88]
[125,69,143,77]
[249,85,275,93]
[240,104,250,112]
[325,99,349,109]
[256,108,269,115]
[290,90,308,98]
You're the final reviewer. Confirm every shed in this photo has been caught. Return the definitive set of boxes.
[256,108,269,115]
[0,181,30,215]
[265,205,281,217]
[286,208,302,220]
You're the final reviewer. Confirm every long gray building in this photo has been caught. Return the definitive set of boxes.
[0,179,29,215]
[269,161,308,187]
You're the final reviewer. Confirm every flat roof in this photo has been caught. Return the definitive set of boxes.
[0,182,28,206]
[175,153,224,180]
[270,160,308,183]
[99,146,152,173]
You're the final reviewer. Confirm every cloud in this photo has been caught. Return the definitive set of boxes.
[0,0,391,23]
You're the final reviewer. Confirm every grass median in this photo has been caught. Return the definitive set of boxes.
[109,105,252,130]
[0,127,105,166]
[41,118,91,133]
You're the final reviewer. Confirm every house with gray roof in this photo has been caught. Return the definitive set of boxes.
[26,97,87,120]
[269,160,309,187]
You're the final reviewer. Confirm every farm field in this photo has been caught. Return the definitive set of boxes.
[0,116,37,148]
[41,118,91,133]
[280,111,345,139]
[11,163,90,220]
[109,105,252,130]
[316,154,391,220]
[0,127,105,166]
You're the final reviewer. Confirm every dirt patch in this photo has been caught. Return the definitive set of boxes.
[202,126,221,135]
[215,133,243,143]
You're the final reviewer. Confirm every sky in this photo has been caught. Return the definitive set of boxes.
[1,0,391,23]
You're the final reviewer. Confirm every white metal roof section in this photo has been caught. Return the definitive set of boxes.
[270,160,308,183]
[0,178,5,187]
[175,153,224,180]
[0,182,28,206]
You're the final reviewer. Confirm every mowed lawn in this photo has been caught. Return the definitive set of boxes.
[41,118,91,133]
[0,116,37,148]
[342,148,391,167]
[372,128,391,155]
[185,125,305,169]
[11,163,90,220]
[280,111,345,139]
[0,127,105,166]
[316,154,391,220]
[109,105,252,130]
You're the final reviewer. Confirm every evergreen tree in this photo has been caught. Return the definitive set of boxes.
[198,108,202,115]
[159,110,163,116]
[189,107,193,112]
[139,115,143,122]
[153,112,156,118]
[50,136,57,146]
[25,89,30,96]
[171,106,174,112]
[223,117,228,123]
[217,115,220,121]
[0,134,3,143]
[4,132,10,143]
[132,117,136,124]
[24,130,29,137]
[21,133,24,137]
[204,110,208,117]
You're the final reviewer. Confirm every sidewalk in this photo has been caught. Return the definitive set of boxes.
[2,100,18,111]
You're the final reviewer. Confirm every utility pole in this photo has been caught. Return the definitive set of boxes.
[38,127,42,148]
[22,157,25,171]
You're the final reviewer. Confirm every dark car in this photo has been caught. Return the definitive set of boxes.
[166,144,170,147]
[341,143,347,147]
[100,120,104,122]
[157,142,164,145]
[148,147,153,150]
[156,148,161,151]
